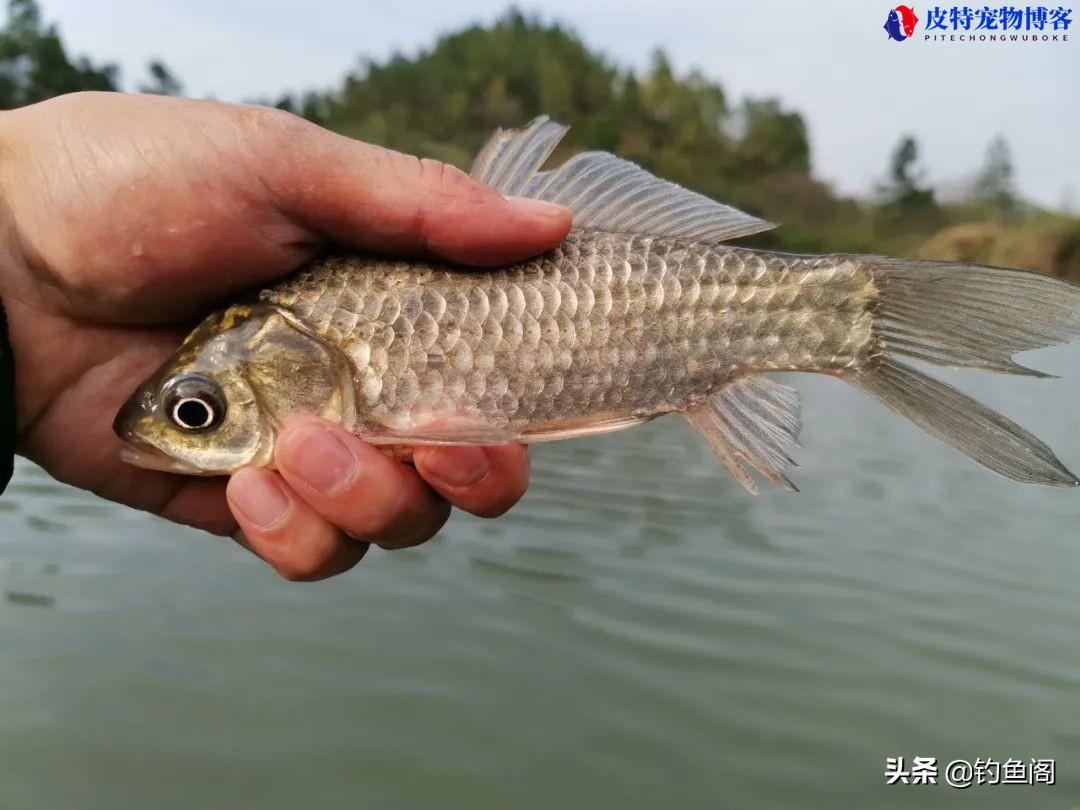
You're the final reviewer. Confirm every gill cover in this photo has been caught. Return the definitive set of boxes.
[114,304,355,474]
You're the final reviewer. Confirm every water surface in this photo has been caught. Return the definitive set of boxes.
[2,350,1079,809]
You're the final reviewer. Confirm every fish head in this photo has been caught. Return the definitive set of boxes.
[114,304,354,475]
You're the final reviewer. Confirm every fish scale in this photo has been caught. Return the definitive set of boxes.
[262,229,877,433]
[115,116,1080,489]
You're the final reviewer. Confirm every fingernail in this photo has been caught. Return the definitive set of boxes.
[229,469,291,530]
[505,196,570,220]
[280,422,358,494]
[420,446,490,488]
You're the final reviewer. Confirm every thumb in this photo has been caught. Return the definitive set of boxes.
[262,115,572,266]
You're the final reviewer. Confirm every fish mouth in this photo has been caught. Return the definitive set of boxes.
[115,387,209,475]
[119,443,205,475]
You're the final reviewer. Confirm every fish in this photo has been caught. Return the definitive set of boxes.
[885,6,919,41]
[897,5,920,36]
[884,9,906,40]
[115,117,1080,492]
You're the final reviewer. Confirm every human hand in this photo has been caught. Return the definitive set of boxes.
[0,91,571,579]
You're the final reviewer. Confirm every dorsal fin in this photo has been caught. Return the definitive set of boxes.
[470,116,776,243]
[469,115,569,197]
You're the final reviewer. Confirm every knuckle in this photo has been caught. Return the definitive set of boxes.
[396,157,492,251]
[417,157,452,191]
[418,158,487,203]
[239,104,316,155]
[51,90,107,109]
[243,103,308,135]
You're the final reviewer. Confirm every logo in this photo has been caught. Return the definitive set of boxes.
[885,5,1072,43]
[885,5,920,39]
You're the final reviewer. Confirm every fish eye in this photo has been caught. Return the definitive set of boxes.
[164,375,226,432]
[172,398,216,430]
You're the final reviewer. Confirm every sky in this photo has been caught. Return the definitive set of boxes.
[38,0,1080,210]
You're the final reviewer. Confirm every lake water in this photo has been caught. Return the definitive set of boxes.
[2,349,1079,809]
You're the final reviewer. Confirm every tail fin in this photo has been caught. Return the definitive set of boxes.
[846,258,1080,487]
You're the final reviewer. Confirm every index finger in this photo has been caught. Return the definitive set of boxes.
[260,112,572,266]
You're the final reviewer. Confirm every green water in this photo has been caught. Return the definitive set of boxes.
[2,351,1079,809]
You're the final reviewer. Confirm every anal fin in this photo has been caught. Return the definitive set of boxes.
[684,376,802,494]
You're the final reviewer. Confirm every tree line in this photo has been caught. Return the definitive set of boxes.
[0,0,1035,257]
